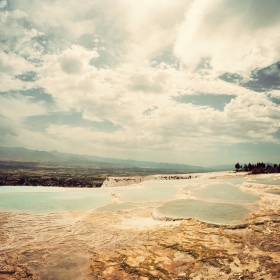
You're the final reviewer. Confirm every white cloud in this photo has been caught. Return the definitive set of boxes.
[0,9,46,91]
[0,0,7,9]
[174,0,280,77]
[0,95,49,121]
[0,10,45,58]
[35,48,280,155]
[0,51,37,92]
[58,45,99,75]
[0,115,17,138]
[9,0,189,66]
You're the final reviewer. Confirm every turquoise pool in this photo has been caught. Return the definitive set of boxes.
[0,186,112,213]
[249,177,280,185]
[186,183,259,203]
[157,200,253,225]
[0,176,262,225]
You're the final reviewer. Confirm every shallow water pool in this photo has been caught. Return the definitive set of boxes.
[265,190,280,195]
[188,183,259,203]
[97,201,160,212]
[249,177,280,185]
[0,176,261,225]
[157,199,253,225]
[97,202,139,212]
[0,186,112,213]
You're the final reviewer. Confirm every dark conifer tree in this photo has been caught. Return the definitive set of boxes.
[235,162,240,171]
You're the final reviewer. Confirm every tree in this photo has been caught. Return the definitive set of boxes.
[248,163,252,171]
[235,162,240,171]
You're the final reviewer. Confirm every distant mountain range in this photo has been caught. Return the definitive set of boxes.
[0,146,234,172]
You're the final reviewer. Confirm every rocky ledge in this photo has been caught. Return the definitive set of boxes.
[102,174,195,187]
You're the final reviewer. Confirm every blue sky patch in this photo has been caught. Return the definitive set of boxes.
[220,62,280,92]
[173,93,236,111]
[15,71,37,82]
[0,88,54,104]
[22,111,122,133]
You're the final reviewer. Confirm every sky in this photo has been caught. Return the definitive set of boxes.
[0,0,280,166]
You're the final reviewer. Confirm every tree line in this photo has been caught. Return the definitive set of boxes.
[235,162,280,174]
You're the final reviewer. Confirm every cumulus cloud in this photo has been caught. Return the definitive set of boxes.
[174,0,280,77]
[0,0,7,9]
[58,45,99,75]
[129,70,168,93]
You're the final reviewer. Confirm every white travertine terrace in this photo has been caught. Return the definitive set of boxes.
[102,171,247,187]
